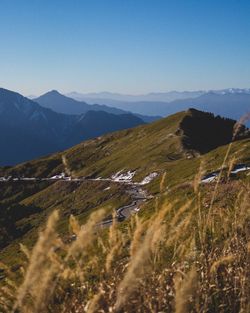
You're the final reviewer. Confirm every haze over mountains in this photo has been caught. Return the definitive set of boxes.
[67,88,250,103]
[34,91,160,123]
[0,88,145,166]
[35,90,127,116]
[67,88,250,124]
[67,90,205,103]
[1,86,249,166]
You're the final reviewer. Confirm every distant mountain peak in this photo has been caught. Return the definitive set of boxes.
[34,90,157,122]
[42,90,63,97]
[50,89,60,94]
[0,88,146,165]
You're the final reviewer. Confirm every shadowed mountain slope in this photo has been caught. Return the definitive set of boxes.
[179,108,248,153]
[0,88,145,165]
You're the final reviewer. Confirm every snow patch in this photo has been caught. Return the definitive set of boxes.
[231,164,250,174]
[201,164,250,183]
[111,170,136,183]
[49,172,67,180]
[0,176,12,182]
[201,172,219,183]
[201,175,217,183]
[139,172,158,185]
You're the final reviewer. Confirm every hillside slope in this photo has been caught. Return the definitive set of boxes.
[1,109,249,181]
[0,109,249,312]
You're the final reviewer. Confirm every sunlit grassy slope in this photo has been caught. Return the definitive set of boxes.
[0,109,249,294]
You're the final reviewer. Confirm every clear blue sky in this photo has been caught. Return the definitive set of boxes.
[0,0,249,95]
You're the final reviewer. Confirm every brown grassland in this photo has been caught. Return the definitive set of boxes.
[1,169,249,312]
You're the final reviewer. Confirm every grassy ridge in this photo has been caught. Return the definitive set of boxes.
[0,109,248,182]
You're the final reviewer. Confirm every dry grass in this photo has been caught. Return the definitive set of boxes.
[1,174,248,313]
[0,122,250,313]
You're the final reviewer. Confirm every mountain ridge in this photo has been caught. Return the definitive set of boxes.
[1,108,248,180]
[67,88,250,103]
[35,90,160,123]
[65,89,250,125]
[0,88,145,166]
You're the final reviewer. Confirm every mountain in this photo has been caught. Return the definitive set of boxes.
[0,109,249,246]
[63,110,145,146]
[35,90,127,115]
[0,88,145,166]
[66,89,250,125]
[35,90,160,123]
[67,90,205,103]
[160,92,250,125]
[38,89,250,126]
[67,88,250,103]
[1,108,248,180]
[0,88,72,165]
[0,109,249,311]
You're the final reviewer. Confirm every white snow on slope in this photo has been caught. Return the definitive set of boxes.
[201,164,250,184]
[111,170,136,183]
[50,172,66,180]
[201,175,217,183]
[139,172,158,185]
[231,165,250,174]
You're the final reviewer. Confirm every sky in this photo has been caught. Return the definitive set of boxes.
[0,0,250,96]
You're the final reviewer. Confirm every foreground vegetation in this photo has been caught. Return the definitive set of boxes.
[1,164,249,312]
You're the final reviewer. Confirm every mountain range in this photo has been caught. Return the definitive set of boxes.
[1,86,249,166]
[34,90,160,123]
[67,88,250,103]
[0,109,249,250]
[0,108,249,311]
[66,89,250,125]
[0,88,145,166]
[1,108,249,180]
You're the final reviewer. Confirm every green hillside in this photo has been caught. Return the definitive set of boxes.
[0,109,249,312]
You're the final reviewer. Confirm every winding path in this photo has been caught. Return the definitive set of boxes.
[0,174,153,227]
[99,184,150,227]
